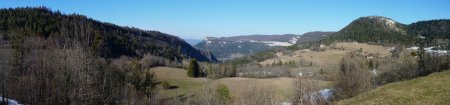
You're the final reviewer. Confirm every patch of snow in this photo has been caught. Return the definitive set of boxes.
[320,44,325,48]
[298,72,303,77]
[427,50,449,56]
[407,46,419,50]
[289,36,300,44]
[419,46,448,56]
[371,69,377,75]
[261,41,293,46]
[281,102,292,105]
[387,47,395,52]
[0,97,22,105]
[238,45,241,48]
[419,36,425,39]
[319,88,334,100]
[424,47,434,51]
[206,41,212,44]
[249,40,258,43]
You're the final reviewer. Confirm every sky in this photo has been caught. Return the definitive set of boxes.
[1,0,450,39]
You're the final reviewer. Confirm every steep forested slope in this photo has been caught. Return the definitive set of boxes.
[408,19,450,40]
[0,7,217,62]
[323,16,412,45]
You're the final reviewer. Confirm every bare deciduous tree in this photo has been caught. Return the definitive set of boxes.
[292,79,328,105]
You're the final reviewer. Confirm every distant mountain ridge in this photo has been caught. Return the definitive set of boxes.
[195,32,334,60]
[226,16,450,65]
[184,39,203,45]
[0,7,217,62]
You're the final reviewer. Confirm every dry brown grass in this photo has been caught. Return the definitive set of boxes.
[214,77,294,102]
[152,67,333,104]
[334,42,391,57]
[260,42,391,68]
[152,67,211,99]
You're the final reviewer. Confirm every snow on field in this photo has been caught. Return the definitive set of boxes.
[319,88,334,100]
[261,41,293,46]
[423,47,448,55]
[387,47,395,52]
[281,102,292,105]
[0,97,22,105]
[407,46,419,50]
[280,88,333,105]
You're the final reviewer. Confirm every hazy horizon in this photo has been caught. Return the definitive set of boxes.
[1,0,450,39]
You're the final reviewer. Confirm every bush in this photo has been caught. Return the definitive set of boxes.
[216,84,232,105]
[187,59,200,77]
[292,79,328,105]
[161,81,170,89]
[334,54,374,99]
[375,57,418,85]
[140,53,166,68]
[410,51,417,57]
[128,69,156,97]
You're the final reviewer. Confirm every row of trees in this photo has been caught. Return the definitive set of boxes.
[0,35,172,104]
[334,45,450,100]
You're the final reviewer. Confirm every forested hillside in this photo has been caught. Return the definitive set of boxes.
[0,7,217,62]
[408,19,450,40]
[323,16,412,45]
[0,7,218,105]
[322,16,450,45]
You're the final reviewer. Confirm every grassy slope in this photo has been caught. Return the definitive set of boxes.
[336,70,450,105]
[259,42,391,67]
[152,67,331,102]
[152,67,211,98]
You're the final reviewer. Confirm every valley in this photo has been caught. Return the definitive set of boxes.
[1,2,450,105]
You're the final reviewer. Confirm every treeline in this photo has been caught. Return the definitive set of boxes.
[408,19,450,40]
[0,7,215,62]
[334,45,450,100]
[0,37,171,104]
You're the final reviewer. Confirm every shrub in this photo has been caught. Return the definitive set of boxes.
[187,59,200,77]
[334,54,374,99]
[216,84,232,105]
[410,51,417,57]
[161,81,170,89]
[292,79,328,105]
[128,69,155,97]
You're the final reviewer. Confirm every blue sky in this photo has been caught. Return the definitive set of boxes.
[1,0,450,39]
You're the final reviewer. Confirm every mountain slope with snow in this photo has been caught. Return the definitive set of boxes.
[194,32,334,60]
